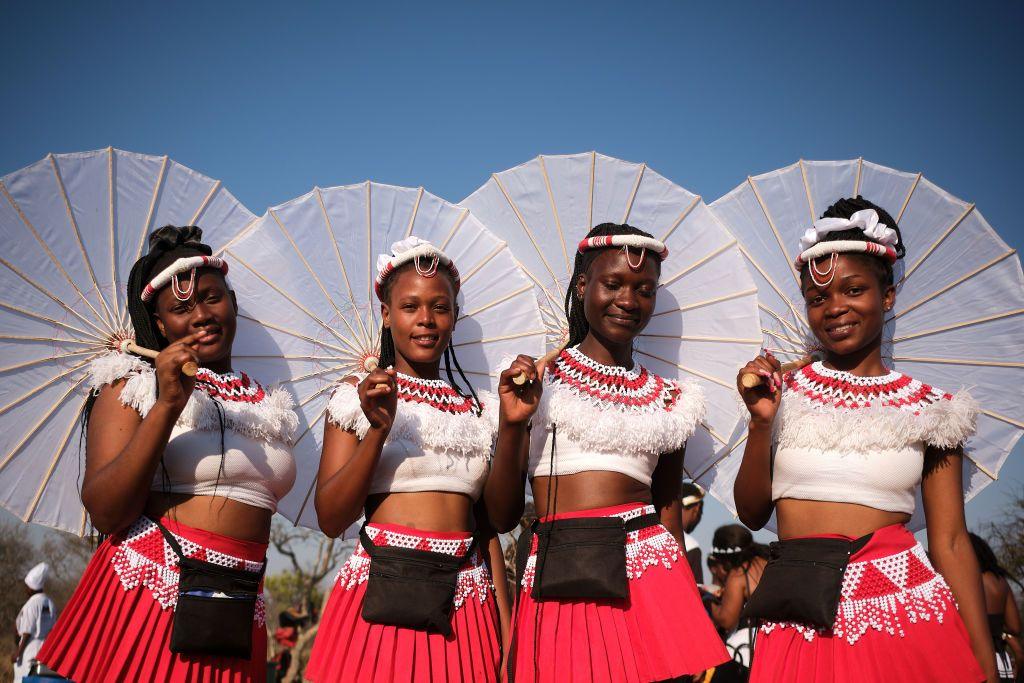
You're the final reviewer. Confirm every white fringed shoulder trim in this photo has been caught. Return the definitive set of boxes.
[325,377,497,457]
[86,352,298,445]
[536,376,705,456]
[776,388,978,452]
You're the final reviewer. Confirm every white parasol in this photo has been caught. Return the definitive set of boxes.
[709,159,1024,526]
[223,182,546,533]
[0,148,257,535]
[459,152,762,488]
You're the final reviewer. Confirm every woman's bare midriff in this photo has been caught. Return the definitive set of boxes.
[145,493,274,543]
[776,498,910,540]
[531,470,651,517]
[365,491,476,532]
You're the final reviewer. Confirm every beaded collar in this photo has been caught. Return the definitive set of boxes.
[194,368,267,404]
[395,372,478,415]
[549,346,680,413]
[785,362,952,412]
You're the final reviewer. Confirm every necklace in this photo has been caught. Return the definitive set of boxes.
[194,368,266,404]
[395,372,476,414]
[551,346,677,412]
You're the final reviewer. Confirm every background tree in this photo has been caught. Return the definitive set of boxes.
[266,519,354,683]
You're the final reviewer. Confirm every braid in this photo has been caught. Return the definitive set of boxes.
[444,344,482,416]
[563,222,661,347]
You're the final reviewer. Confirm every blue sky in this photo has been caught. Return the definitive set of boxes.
[3,1,1022,557]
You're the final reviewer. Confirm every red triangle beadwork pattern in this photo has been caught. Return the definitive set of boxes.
[785,362,951,412]
[395,372,477,415]
[551,347,679,413]
[194,368,267,404]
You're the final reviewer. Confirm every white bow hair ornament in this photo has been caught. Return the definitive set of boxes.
[374,236,461,299]
[794,209,900,286]
[798,209,899,252]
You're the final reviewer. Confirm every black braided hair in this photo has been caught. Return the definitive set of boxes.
[376,258,482,415]
[564,223,662,348]
[968,532,1008,578]
[709,524,769,571]
[800,196,906,288]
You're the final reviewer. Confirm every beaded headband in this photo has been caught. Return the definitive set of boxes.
[577,234,669,272]
[374,237,460,300]
[709,546,743,556]
[794,209,899,287]
[140,255,229,303]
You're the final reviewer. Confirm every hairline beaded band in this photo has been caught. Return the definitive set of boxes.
[577,235,669,272]
[374,243,460,300]
[140,256,229,303]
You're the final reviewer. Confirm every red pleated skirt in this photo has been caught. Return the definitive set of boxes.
[749,523,985,682]
[305,522,501,682]
[510,503,728,682]
[37,516,268,683]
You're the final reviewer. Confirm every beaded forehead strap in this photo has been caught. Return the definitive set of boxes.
[709,546,743,557]
[374,237,460,300]
[795,209,899,288]
[140,255,229,303]
[577,235,669,272]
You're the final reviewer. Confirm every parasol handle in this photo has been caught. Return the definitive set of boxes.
[739,355,814,389]
[119,340,198,377]
[363,357,393,391]
[512,347,563,386]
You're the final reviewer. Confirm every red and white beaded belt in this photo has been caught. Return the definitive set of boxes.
[110,517,267,624]
[519,504,681,590]
[335,526,494,609]
[760,542,954,645]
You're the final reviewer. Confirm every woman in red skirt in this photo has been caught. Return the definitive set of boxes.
[486,223,729,682]
[38,226,298,682]
[306,237,508,682]
[735,197,997,682]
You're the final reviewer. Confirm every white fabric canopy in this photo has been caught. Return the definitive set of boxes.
[460,152,762,489]
[224,182,546,533]
[709,159,1024,528]
[0,148,256,535]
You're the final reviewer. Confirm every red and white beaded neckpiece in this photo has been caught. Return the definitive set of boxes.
[194,368,267,404]
[550,346,680,413]
[786,361,950,413]
[395,372,477,415]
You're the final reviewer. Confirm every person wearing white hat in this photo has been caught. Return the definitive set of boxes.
[12,562,56,682]
[680,481,707,584]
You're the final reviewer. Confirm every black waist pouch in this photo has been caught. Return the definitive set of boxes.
[154,519,265,658]
[359,525,474,637]
[741,533,871,630]
[529,512,660,601]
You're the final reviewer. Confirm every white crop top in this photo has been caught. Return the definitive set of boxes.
[87,352,298,512]
[326,373,497,499]
[529,347,705,487]
[771,362,977,515]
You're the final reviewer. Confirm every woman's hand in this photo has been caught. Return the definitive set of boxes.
[154,332,204,412]
[498,354,544,426]
[737,351,782,427]
[359,367,398,433]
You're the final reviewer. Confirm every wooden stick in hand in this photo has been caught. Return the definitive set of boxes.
[739,355,813,389]
[512,346,563,385]
[119,339,198,377]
